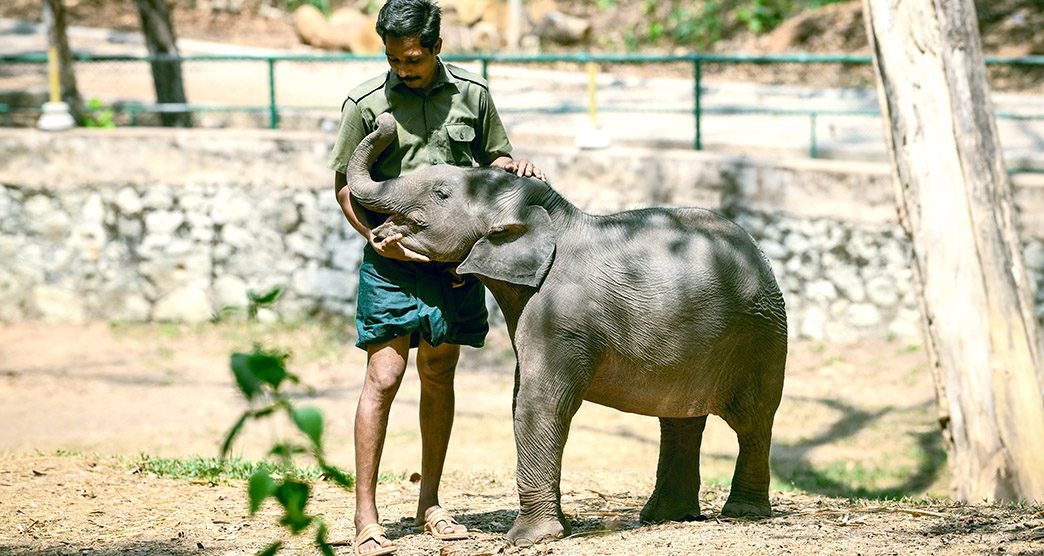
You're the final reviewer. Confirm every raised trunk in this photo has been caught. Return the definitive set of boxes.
[345,112,399,206]
[863,0,1044,502]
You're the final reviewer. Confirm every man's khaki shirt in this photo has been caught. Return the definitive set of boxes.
[327,60,513,180]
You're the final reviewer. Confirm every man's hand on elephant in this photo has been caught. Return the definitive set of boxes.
[370,232,431,262]
[492,156,546,181]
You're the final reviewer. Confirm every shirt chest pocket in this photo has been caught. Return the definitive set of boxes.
[443,122,477,166]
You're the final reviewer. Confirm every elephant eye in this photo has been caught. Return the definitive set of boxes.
[432,185,451,201]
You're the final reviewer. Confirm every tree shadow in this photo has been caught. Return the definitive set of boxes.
[770,397,947,499]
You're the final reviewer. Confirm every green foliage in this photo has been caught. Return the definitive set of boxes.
[223,342,352,556]
[214,285,284,323]
[287,0,331,16]
[84,97,115,129]
[736,0,791,34]
[596,0,617,10]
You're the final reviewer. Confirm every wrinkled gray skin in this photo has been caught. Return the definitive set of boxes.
[346,113,788,547]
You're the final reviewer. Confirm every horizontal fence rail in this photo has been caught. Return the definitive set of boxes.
[1,52,1042,171]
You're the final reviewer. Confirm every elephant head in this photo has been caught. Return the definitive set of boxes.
[346,112,557,288]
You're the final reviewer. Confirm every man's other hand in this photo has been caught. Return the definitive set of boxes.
[491,156,547,181]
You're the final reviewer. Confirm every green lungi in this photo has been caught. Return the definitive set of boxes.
[355,244,488,350]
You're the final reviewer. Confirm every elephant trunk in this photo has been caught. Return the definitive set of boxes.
[345,112,399,211]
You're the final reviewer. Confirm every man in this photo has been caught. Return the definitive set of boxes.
[327,0,544,554]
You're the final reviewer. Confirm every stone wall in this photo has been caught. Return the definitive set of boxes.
[1,128,1042,343]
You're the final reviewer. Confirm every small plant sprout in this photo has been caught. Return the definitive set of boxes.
[221,346,353,556]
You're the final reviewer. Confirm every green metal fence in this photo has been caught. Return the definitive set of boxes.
[1,51,1042,168]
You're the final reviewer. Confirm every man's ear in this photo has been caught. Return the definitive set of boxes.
[457,205,555,288]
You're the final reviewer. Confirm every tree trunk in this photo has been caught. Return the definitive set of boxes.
[133,0,192,127]
[862,0,1044,502]
[41,0,83,122]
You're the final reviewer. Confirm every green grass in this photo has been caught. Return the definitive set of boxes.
[126,454,407,488]
[129,454,326,483]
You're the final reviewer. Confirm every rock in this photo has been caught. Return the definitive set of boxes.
[535,10,591,45]
[847,303,881,328]
[293,4,338,50]
[800,306,828,341]
[213,275,249,310]
[32,285,87,323]
[472,21,503,51]
[153,286,213,323]
[329,7,382,54]
[450,0,490,25]
[115,186,143,215]
[145,210,185,236]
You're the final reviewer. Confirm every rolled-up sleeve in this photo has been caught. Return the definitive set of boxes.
[476,89,513,166]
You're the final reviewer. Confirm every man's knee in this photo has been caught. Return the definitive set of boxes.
[364,338,410,400]
[417,343,460,387]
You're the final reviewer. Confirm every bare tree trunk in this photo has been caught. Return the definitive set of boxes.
[41,0,82,122]
[133,0,192,127]
[862,0,1044,502]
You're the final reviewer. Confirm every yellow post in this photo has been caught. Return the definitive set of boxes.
[47,46,62,103]
[586,60,599,126]
[575,60,609,149]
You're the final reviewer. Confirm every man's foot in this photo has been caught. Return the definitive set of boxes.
[417,506,468,540]
[355,523,396,556]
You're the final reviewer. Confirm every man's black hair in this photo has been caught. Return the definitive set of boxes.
[376,0,442,51]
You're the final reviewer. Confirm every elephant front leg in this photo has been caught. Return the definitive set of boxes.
[507,370,585,547]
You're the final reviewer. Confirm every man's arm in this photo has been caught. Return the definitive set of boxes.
[478,87,547,181]
[334,171,429,262]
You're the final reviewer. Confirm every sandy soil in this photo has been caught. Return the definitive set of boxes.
[2,320,1043,555]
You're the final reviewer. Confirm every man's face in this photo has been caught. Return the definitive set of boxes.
[385,35,442,91]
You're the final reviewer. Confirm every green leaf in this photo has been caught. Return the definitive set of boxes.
[230,353,263,400]
[248,286,283,306]
[248,469,276,514]
[292,406,324,450]
[274,479,313,534]
[246,349,289,390]
[315,520,335,556]
[319,463,355,491]
[269,443,308,460]
[220,412,250,458]
[257,540,283,556]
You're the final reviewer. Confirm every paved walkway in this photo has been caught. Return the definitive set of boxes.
[2,17,1042,170]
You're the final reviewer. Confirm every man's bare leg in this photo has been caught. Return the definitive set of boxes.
[414,340,467,537]
[354,335,410,554]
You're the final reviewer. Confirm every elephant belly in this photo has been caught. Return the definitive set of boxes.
[582,353,723,418]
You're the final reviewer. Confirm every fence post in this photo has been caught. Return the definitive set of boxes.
[267,57,278,129]
[693,56,702,151]
[481,57,489,82]
[809,112,818,158]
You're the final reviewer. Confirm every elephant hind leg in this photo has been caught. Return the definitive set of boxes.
[720,397,776,518]
[640,415,708,523]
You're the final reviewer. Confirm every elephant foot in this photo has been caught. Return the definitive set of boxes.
[721,496,771,518]
[639,493,702,523]
[506,515,569,547]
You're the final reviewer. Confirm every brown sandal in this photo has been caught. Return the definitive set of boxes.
[423,507,468,540]
[355,523,396,556]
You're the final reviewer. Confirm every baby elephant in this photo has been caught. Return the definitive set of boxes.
[341,113,788,546]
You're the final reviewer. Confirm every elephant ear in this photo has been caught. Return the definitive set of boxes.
[457,205,555,288]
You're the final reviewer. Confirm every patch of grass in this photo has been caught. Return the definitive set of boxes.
[129,454,326,484]
[128,454,407,486]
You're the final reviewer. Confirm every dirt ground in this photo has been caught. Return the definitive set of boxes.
[2,320,1043,555]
